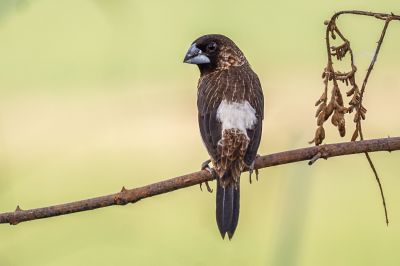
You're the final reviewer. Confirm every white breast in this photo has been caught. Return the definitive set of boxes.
[216,100,257,136]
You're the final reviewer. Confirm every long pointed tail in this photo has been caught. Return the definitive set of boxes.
[216,178,240,239]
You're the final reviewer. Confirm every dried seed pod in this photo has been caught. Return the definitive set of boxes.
[331,110,340,126]
[315,103,326,117]
[315,92,327,106]
[324,101,334,119]
[336,104,348,113]
[349,95,359,106]
[346,86,355,96]
[315,126,325,146]
[335,90,344,106]
[317,111,326,126]
[312,21,373,145]
[361,105,367,113]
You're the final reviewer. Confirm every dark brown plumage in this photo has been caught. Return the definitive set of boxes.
[184,34,264,239]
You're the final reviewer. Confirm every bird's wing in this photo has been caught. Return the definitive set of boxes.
[197,71,225,161]
[243,69,264,166]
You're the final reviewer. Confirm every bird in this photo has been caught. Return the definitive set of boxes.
[183,34,264,239]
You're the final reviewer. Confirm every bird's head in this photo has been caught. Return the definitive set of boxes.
[183,34,247,75]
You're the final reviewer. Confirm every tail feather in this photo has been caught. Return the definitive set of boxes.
[216,178,240,239]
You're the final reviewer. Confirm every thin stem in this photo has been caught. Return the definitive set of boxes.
[358,18,392,111]
[355,18,392,225]
[364,150,389,225]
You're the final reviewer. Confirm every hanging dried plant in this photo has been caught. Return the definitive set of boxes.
[310,11,399,226]
[311,11,396,147]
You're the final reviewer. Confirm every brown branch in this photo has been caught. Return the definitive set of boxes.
[1,137,399,226]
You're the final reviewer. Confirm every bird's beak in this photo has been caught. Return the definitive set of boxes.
[183,44,210,64]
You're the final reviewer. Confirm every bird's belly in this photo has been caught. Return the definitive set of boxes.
[216,99,257,136]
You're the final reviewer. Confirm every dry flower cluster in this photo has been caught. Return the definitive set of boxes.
[311,11,400,225]
[311,11,399,146]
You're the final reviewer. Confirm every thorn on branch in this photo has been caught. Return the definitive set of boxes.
[308,152,322,165]
[308,146,329,165]
[10,205,23,225]
[114,193,129,205]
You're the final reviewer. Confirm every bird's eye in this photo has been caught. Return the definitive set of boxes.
[206,42,217,52]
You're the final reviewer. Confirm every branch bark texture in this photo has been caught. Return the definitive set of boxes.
[1,137,399,225]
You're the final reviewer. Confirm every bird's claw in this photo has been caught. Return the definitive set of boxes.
[200,180,213,193]
[249,165,259,184]
[249,155,260,184]
[201,159,212,171]
[200,159,217,193]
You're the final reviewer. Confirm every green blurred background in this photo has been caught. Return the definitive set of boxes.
[0,0,399,265]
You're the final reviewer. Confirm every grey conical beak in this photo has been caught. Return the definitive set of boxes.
[183,44,210,64]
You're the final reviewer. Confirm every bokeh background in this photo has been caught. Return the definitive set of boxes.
[0,0,399,265]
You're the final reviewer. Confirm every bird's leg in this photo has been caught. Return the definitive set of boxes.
[200,159,217,193]
[248,154,260,184]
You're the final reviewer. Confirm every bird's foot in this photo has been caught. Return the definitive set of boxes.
[249,155,260,184]
[200,159,217,193]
